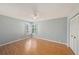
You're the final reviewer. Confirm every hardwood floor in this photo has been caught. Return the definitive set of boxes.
[0,38,74,55]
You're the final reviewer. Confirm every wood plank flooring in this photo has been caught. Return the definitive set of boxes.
[0,38,74,55]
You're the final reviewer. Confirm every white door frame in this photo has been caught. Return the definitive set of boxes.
[67,13,79,54]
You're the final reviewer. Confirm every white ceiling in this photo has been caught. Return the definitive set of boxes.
[0,3,79,21]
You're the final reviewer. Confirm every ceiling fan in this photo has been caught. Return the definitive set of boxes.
[31,4,39,20]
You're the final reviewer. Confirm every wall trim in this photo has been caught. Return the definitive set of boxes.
[0,36,68,47]
[34,36,67,46]
[0,36,30,47]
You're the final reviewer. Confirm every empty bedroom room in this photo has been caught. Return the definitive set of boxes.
[0,3,79,55]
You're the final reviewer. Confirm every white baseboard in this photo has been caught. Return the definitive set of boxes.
[0,37,30,47]
[0,36,67,47]
[34,36,67,46]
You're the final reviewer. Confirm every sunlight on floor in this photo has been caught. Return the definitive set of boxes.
[25,39,37,54]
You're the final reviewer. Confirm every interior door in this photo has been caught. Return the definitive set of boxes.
[70,15,79,54]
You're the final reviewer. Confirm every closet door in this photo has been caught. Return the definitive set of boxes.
[70,15,79,54]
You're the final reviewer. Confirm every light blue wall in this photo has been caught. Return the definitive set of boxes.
[0,15,67,45]
[35,17,67,43]
[0,15,31,45]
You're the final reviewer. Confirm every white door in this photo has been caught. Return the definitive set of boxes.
[70,15,79,54]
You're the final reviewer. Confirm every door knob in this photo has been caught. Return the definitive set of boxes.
[73,36,76,39]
